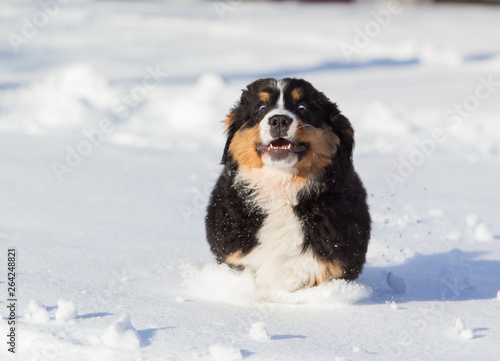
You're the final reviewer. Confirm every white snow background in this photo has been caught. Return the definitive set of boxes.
[1,1,500,360]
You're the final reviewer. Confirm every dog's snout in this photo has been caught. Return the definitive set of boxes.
[269,114,293,138]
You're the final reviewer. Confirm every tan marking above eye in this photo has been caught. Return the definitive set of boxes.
[259,92,270,103]
[292,88,303,101]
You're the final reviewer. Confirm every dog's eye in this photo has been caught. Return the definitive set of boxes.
[259,105,267,112]
[298,104,308,111]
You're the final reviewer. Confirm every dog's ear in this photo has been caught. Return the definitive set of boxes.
[221,111,236,165]
[328,108,355,175]
[220,88,251,165]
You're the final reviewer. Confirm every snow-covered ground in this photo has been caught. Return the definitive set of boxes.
[1,1,500,360]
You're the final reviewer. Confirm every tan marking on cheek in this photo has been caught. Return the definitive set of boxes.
[291,88,303,101]
[228,125,264,170]
[259,92,270,103]
[293,122,340,181]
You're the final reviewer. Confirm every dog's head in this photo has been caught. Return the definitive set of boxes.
[222,78,354,180]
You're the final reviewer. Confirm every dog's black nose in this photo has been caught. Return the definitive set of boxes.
[269,114,293,138]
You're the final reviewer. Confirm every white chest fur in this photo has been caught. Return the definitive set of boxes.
[235,167,324,291]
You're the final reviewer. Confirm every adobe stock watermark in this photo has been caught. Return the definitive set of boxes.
[51,65,169,183]
[178,172,219,224]
[442,74,499,129]
[232,303,275,341]
[30,338,65,361]
[7,0,69,54]
[380,302,446,359]
[339,0,403,62]
[213,0,243,21]
[51,119,115,183]
[381,260,475,360]
[384,74,500,191]
[111,65,169,120]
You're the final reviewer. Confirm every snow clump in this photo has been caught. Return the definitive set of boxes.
[102,313,142,351]
[474,223,493,242]
[466,213,493,241]
[454,317,474,339]
[24,300,50,323]
[466,213,479,228]
[208,344,243,361]
[460,329,474,339]
[174,296,186,303]
[55,299,78,323]
[249,322,270,340]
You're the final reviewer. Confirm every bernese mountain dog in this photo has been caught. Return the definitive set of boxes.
[205,78,371,292]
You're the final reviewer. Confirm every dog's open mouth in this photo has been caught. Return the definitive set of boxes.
[256,138,308,157]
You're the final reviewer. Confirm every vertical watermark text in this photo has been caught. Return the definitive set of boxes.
[6,248,17,354]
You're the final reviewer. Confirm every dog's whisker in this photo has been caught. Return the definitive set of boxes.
[297,123,321,135]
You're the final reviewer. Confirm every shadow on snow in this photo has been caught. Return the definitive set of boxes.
[138,327,174,347]
[359,248,500,304]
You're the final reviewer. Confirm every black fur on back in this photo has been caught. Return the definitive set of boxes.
[295,168,371,280]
